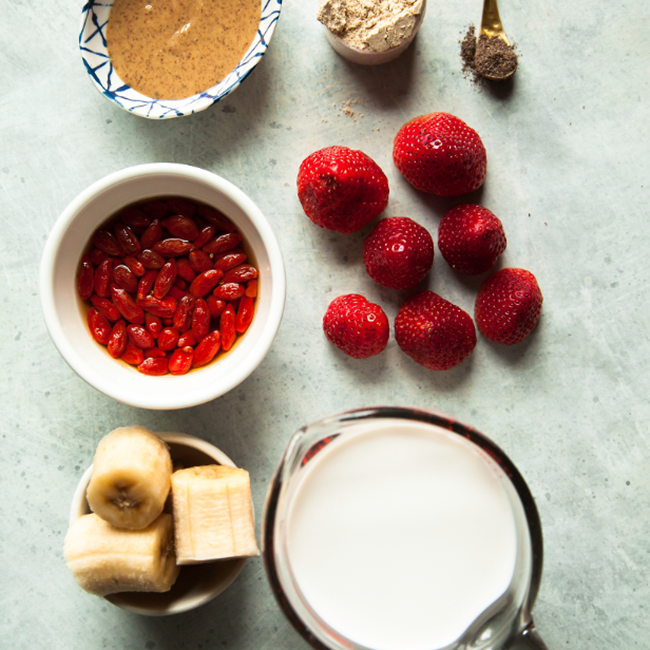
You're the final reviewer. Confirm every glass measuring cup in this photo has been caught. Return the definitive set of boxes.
[262,407,547,650]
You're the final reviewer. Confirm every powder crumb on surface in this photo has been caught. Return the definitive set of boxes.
[340,99,363,120]
[317,0,424,52]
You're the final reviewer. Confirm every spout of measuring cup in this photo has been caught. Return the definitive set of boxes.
[505,623,548,649]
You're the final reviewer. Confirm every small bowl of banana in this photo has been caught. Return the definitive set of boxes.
[64,426,259,615]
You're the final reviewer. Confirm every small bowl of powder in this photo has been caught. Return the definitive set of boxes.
[79,0,282,119]
[318,0,426,65]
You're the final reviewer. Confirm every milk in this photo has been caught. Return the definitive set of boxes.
[285,420,519,650]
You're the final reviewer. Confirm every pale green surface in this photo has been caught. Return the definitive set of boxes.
[1,0,649,648]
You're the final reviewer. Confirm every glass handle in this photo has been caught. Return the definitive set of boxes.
[505,624,548,649]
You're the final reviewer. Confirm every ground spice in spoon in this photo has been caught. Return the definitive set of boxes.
[475,34,518,79]
[460,24,518,82]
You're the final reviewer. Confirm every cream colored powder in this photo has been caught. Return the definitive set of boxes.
[317,0,424,52]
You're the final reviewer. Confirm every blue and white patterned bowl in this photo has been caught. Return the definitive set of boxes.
[79,0,282,119]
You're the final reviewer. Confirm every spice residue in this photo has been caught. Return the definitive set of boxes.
[107,0,260,100]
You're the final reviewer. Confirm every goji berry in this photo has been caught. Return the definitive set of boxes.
[222,264,258,284]
[177,258,197,283]
[137,249,165,270]
[246,279,257,298]
[197,204,236,232]
[189,250,213,274]
[153,259,177,299]
[220,304,237,351]
[190,269,223,298]
[127,324,155,349]
[206,295,226,319]
[158,327,180,351]
[173,295,195,332]
[120,207,150,229]
[121,342,144,365]
[93,230,125,257]
[162,215,199,241]
[177,332,197,347]
[168,346,194,375]
[168,198,196,219]
[213,250,247,271]
[153,238,195,257]
[90,295,120,322]
[140,219,163,249]
[191,298,210,340]
[114,223,141,255]
[236,295,255,334]
[113,264,138,294]
[202,232,241,255]
[193,331,221,368]
[145,312,162,338]
[88,248,107,266]
[88,308,111,345]
[122,255,145,277]
[193,225,216,249]
[95,258,113,298]
[107,319,127,358]
[137,269,157,300]
[213,282,245,301]
[138,357,169,376]
[145,347,167,359]
[77,256,94,300]
[137,295,177,318]
[111,286,145,324]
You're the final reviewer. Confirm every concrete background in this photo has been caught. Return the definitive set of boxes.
[1,0,648,648]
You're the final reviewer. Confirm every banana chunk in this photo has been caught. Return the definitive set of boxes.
[172,465,259,564]
[64,513,180,596]
[86,426,172,530]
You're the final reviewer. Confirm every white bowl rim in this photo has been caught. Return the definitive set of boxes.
[40,163,286,409]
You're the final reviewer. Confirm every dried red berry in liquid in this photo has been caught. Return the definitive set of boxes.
[158,327,180,351]
[220,305,237,351]
[93,230,125,257]
[222,264,258,284]
[190,269,223,298]
[95,258,113,298]
[113,264,138,294]
[145,347,167,359]
[173,295,195,332]
[236,295,254,333]
[188,250,213,274]
[213,282,245,301]
[89,248,107,266]
[121,342,144,365]
[122,255,146,277]
[177,258,197,282]
[153,259,177,299]
[137,269,157,300]
[206,295,226,318]
[145,312,162,339]
[90,295,120,322]
[168,198,197,219]
[177,332,197,347]
[137,249,165,270]
[107,319,127,358]
[167,285,190,301]
[202,232,242,255]
[88,308,111,345]
[141,219,163,249]
[137,295,177,318]
[114,223,142,255]
[213,250,247,271]
[169,346,194,375]
[174,277,187,290]
[153,238,195,257]
[197,204,236,232]
[193,225,216,249]
[245,279,257,298]
[193,331,221,368]
[78,256,94,300]
[127,324,155,349]
[111,286,145,324]
[120,207,150,229]
[138,357,169,376]
[162,215,199,241]
[191,298,210,340]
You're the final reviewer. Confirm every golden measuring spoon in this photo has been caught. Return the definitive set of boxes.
[475,0,517,81]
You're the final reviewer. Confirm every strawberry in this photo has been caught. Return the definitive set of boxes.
[297,146,389,234]
[438,204,506,275]
[475,268,543,345]
[394,291,476,370]
[393,113,487,197]
[363,217,434,290]
[323,294,389,359]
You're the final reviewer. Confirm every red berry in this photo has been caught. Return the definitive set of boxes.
[297,146,389,234]
[395,291,476,370]
[438,204,506,275]
[475,268,543,345]
[323,294,389,359]
[393,113,487,197]
[363,217,434,290]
